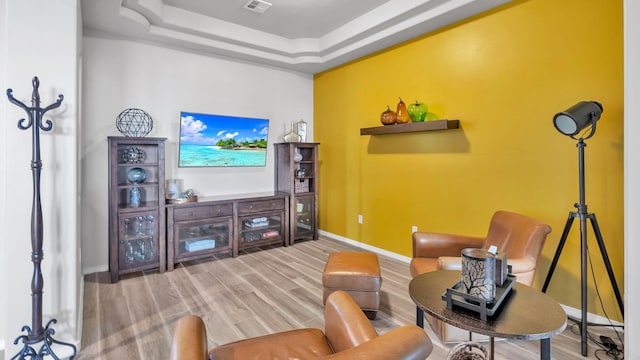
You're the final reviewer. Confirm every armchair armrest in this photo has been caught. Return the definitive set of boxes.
[324,291,378,352]
[438,256,537,283]
[170,315,208,360]
[323,325,433,360]
[437,255,536,271]
[412,232,484,258]
[507,256,537,275]
[437,256,462,270]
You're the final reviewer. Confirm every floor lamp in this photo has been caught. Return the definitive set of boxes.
[542,101,624,356]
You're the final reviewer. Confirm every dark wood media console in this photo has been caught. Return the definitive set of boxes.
[166,192,289,270]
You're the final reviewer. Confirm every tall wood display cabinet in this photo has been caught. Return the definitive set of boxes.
[274,142,319,243]
[108,136,166,282]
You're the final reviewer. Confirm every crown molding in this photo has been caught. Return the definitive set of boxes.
[82,0,510,74]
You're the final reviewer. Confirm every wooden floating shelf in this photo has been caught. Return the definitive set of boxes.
[360,119,459,136]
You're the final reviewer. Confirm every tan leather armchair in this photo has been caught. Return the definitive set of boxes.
[170,290,433,360]
[410,210,551,342]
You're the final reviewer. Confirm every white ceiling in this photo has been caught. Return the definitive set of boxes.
[81,0,510,74]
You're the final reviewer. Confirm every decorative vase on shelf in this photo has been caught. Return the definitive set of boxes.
[283,121,301,142]
[130,187,142,207]
[127,167,147,184]
[296,119,307,142]
[294,147,303,162]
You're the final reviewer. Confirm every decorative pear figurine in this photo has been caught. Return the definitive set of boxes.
[395,97,410,124]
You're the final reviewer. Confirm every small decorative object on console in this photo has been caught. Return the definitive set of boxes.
[167,188,198,204]
[116,108,153,137]
[166,179,183,200]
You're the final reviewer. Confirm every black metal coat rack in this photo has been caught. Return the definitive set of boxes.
[6,77,77,359]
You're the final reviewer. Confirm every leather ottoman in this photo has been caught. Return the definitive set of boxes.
[322,252,381,319]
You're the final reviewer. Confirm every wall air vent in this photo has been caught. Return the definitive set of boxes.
[243,0,272,14]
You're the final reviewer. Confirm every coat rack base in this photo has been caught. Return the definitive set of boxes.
[11,319,77,360]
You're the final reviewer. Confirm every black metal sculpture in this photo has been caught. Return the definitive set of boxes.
[6,77,77,359]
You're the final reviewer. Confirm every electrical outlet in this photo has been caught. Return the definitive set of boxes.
[358,215,363,224]
[412,226,418,233]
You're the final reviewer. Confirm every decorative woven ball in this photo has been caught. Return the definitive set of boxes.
[447,342,487,360]
[116,108,153,137]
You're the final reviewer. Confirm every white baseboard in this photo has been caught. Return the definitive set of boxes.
[320,230,624,329]
[561,305,624,328]
[83,265,108,275]
[319,230,412,264]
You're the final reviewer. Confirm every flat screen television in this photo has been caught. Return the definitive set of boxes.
[178,111,270,167]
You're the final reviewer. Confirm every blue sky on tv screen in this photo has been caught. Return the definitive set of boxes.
[180,112,269,145]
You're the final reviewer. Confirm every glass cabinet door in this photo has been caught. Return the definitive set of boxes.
[238,212,284,247]
[294,196,314,237]
[118,212,158,270]
[174,217,232,260]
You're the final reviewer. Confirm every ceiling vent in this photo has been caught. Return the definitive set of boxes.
[243,0,272,14]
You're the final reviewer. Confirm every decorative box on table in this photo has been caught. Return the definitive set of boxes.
[442,274,516,321]
[441,248,515,321]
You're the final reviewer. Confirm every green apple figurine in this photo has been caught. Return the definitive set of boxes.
[425,112,439,121]
[408,100,428,122]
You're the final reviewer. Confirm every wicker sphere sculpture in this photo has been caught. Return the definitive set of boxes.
[116,108,153,137]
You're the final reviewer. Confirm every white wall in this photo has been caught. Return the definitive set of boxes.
[0,0,81,357]
[0,1,6,355]
[81,36,314,273]
[624,0,639,358]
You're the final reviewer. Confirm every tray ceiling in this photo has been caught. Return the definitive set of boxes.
[81,0,509,74]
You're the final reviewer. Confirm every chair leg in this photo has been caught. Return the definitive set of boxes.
[364,310,377,320]
[416,307,424,328]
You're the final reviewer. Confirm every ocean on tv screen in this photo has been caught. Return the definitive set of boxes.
[178,111,269,167]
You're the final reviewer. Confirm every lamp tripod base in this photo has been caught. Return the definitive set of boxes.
[11,319,77,360]
[542,210,623,356]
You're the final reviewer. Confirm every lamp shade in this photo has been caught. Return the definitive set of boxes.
[553,101,603,136]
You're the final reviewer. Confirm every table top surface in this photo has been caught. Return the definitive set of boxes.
[409,270,567,340]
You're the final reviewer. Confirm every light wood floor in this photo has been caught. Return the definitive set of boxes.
[78,237,624,359]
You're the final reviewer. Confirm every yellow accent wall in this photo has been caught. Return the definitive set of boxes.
[314,0,623,320]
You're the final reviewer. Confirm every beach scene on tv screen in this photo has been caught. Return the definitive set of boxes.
[179,112,269,167]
